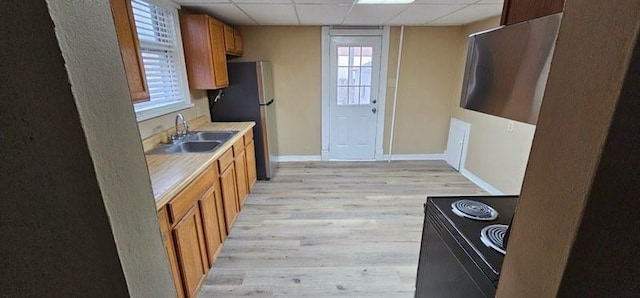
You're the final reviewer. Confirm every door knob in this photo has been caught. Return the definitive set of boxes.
[372,99,377,104]
[372,107,377,114]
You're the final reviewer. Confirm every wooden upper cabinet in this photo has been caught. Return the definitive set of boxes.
[233,29,243,56]
[179,14,228,90]
[500,0,565,25]
[109,0,150,103]
[223,25,243,56]
[223,25,235,53]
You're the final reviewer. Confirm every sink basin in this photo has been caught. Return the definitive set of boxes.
[148,141,222,154]
[187,131,238,142]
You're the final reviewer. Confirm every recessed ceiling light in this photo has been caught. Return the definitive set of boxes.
[357,0,416,4]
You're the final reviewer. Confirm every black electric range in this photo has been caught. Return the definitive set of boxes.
[415,195,518,298]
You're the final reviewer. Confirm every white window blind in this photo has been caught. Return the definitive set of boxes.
[131,0,190,119]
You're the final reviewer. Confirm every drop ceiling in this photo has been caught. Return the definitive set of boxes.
[173,0,504,26]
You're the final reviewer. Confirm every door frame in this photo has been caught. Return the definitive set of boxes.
[321,26,390,161]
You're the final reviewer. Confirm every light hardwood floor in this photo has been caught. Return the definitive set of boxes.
[199,161,486,297]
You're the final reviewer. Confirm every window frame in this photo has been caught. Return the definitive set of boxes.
[131,0,192,122]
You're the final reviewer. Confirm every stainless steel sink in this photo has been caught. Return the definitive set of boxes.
[146,130,238,155]
[148,140,222,154]
[187,130,238,142]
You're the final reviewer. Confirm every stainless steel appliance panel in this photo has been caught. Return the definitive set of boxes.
[209,61,277,180]
[459,13,562,125]
[257,61,274,105]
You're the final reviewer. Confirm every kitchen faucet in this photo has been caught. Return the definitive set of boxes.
[171,113,189,143]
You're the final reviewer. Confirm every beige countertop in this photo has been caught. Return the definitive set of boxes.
[144,121,255,209]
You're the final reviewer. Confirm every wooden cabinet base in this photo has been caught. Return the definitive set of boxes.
[173,206,208,298]
[156,127,258,297]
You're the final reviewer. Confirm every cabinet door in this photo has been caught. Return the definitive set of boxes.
[173,206,208,298]
[180,14,228,89]
[233,29,243,56]
[223,24,235,53]
[501,0,564,25]
[207,18,229,88]
[245,140,257,190]
[234,150,249,209]
[213,180,228,242]
[219,165,239,233]
[158,207,184,298]
[109,0,150,102]
[199,188,223,268]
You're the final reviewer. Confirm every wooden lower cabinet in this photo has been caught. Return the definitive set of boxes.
[234,149,249,209]
[198,187,223,267]
[232,137,249,209]
[219,163,239,233]
[157,129,258,297]
[172,206,208,298]
[245,140,257,190]
[212,180,228,242]
[158,207,185,298]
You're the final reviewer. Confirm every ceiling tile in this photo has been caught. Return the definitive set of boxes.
[181,4,257,25]
[231,0,291,3]
[343,4,409,25]
[413,0,476,3]
[386,4,465,25]
[297,4,351,25]
[294,0,353,3]
[237,4,299,25]
[428,3,502,25]
[175,0,230,4]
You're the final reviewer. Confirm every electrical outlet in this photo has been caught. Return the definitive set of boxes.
[507,120,514,132]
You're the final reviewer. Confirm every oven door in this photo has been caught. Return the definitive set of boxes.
[415,208,495,298]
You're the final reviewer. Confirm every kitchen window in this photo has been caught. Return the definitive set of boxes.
[130,0,191,121]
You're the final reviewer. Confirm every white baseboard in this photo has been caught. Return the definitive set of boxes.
[460,168,504,195]
[380,153,446,161]
[321,150,329,161]
[274,155,322,162]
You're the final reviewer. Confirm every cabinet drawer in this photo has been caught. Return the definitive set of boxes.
[244,129,253,146]
[232,137,245,156]
[217,148,234,173]
[168,166,215,223]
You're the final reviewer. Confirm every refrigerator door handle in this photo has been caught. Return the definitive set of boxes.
[260,99,275,106]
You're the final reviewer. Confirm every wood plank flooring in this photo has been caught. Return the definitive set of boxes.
[199,161,486,297]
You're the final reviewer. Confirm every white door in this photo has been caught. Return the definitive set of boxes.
[445,120,469,171]
[329,36,382,160]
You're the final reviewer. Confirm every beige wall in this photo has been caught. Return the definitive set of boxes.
[450,17,536,194]
[137,90,210,140]
[498,0,639,296]
[236,26,322,156]
[384,26,463,154]
[237,25,464,156]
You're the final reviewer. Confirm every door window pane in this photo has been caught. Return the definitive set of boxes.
[335,46,374,106]
[348,87,359,105]
[337,87,348,106]
[337,67,349,86]
[350,67,360,86]
[361,47,373,66]
[338,47,349,66]
[360,67,372,86]
[359,87,371,105]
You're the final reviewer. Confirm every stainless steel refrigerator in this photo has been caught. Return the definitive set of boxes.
[209,61,277,180]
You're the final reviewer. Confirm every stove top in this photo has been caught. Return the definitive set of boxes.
[427,196,518,281]
[481,224,508,255]
[451,199,499,221]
